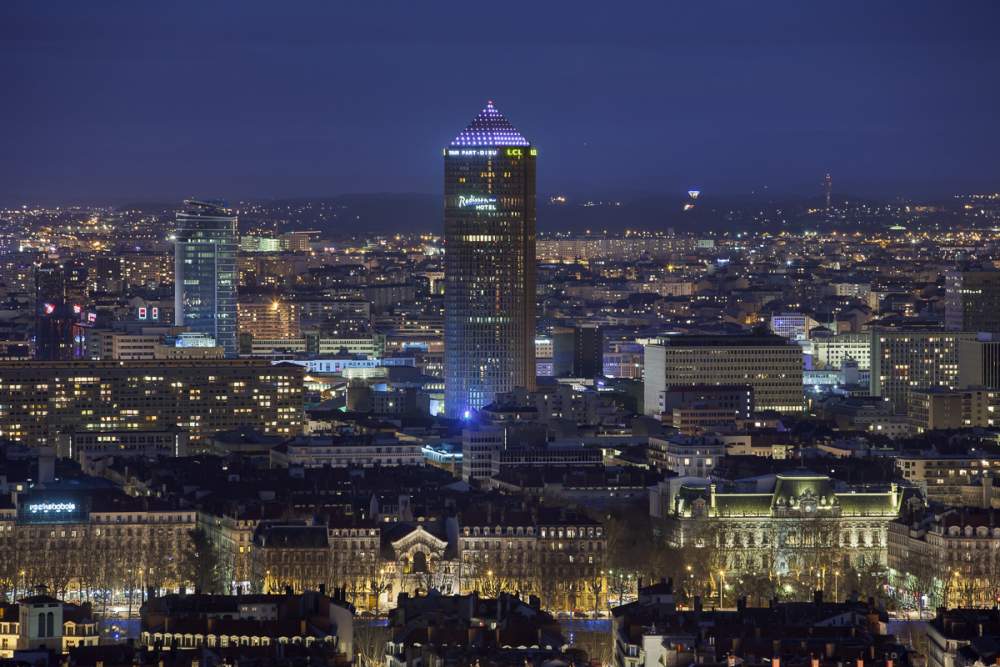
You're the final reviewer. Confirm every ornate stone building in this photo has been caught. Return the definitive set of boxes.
[651,471,905,577]
[0,489,195,602]
[249,507,605,613]
[888,507,1000,609]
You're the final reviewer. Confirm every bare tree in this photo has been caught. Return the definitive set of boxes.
[354,622,390,667]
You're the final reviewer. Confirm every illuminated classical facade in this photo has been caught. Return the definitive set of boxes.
[651,471,904,576]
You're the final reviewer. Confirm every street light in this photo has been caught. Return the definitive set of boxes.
[719,570,725,608]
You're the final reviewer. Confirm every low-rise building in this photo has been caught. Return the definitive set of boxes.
[888,507,1000,609]
[647,436,725,477]
[926,608,1000,667]
[139,590,353,660]
[613,578,902,667]
[269,433,424,468]
[908,388,1000,432]
[0,593,99,657]
[895,452,1000,505]
[386,592,572,667]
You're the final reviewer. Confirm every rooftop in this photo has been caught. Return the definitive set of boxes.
[450,101,530,147]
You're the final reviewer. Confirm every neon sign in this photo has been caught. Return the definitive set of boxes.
[506,148,522,157]
[458,195,497,211]
[446,149,498,157]
[28,502,76,513]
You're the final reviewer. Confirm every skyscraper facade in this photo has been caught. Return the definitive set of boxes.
[174,199,238,357]
[444,101,537,416]
[33,259,88,360]
[945,269,1000,333]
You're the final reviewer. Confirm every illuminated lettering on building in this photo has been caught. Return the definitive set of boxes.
[457,195,497,211]
[506,148,522,157]
[446,149,498,157]
[27,502,76,514]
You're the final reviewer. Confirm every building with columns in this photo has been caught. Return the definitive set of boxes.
[651,471,905,577]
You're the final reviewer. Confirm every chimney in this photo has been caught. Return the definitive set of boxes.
[694,596,703,613]
[319,584,326,596]
[728,656,737,667]
[856,659,864,667]
[812,657,819,667]
[772,658,780,667]
[285,585,293,596]
[814,590,823,606]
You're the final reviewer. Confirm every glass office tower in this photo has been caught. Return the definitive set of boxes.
[444,101,537,416]
[174,199,238,357]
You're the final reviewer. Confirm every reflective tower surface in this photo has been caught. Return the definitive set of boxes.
[444,101,537,417]
[174,199,238,357]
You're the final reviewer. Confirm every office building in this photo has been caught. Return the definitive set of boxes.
[59,426,189,467]
[237,298,301,340]
[551,324,603,378]
[908,388,1000,432]
[174,199,238,357]
[945,269,1000,333]
[894,451,1000,505]
[958,336,1000,389]
[869,328,975,413]
[34,261,87,361]
[810,332,871,370]
[443,101,536,416]
[0,360,303,447]
[769,312,819,341]
[643,334,803,415]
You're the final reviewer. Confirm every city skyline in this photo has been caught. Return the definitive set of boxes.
[5,3,1000,664]
[3,2,1000,206]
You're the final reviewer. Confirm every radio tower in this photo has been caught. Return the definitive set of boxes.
[824,172,833,211]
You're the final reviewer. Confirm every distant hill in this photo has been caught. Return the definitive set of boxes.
[110,191,920,236]
[241,192,813,236]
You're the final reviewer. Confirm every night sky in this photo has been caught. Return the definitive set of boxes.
[3,1,1000,204]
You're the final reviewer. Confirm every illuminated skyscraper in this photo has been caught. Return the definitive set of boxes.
[174,199,238,357]
[444,101,536,416]
[34,260,87,360]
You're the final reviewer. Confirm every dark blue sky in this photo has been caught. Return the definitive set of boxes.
[3,1,999,204]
